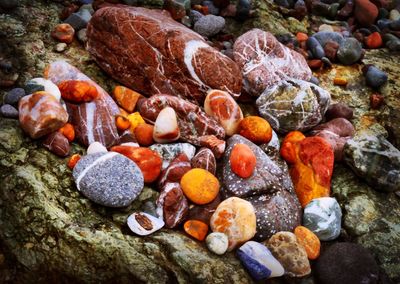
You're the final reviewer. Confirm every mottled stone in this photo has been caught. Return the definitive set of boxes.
[365,65,388,88]
[237,241,284,280]
[198,135,226,158]
[139,95,225,145]
[42,131,71,157]
[27,78,61,101]
[73,152,144,207]
[150,143,196,169]
[4,88,26,105]
[234,29,312,96]
[0,104,18,118]
[325,102,353,121]
[337,38,363,65]
[194,15,225,37]
[158,153,191,189]
[344,133,400,192]
[256,79,331,133]
[303,197,342,241]
[223,135,295,197]
[127,212,164,236]
[205,232,228,255]
[191,147,216,175]
[315,243,379,284]
[87,6,242,105]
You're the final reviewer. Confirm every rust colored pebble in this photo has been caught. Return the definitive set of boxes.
[51,23,75,44]
[308,59,323,69]
[364,32,382,49]
[67,154,81,169]
[181,168,220,205]
[115,115,131,131]
[184,220,209,241]
[58,123,75,142]
[296,32,309,42]
[370,93,384,109]
[230,143,256,178]
[294,226,321,260]
[58,80,99,103]
[113,86,143,113]
[238,116,273,144]
[333,77,348,86]
[134,123,154,146]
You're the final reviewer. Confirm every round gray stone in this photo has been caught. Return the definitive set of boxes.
[73,152,144,207]
[194,15,225,37]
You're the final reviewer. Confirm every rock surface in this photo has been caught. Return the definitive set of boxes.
[87,5,242,105]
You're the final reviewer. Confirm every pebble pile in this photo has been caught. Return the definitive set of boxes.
[2,0,398,281]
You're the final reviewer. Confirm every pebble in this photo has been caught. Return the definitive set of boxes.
[0,104,18,118]
[158,153,191,188]
[135,123,154,146]
[4,88,26,105]
[156,182,188,228]
[127,112,145,133]
[77,28,87,43]
[333,77,348,86]
[229,143,256,178]
[51,23,75,44]
[312,31,344,47]
[150,143,196,169]
[58,80,98,103]
[365,65,388,88]
[127,212,164,236]
[64,9,92,30]
[181,168,219,205]
[194,15,225,37]
[205,232,229,255]
[236,0,251,21]
[181,15,191,28]
[294,226,321,260]
[191,147,216,175]
[73,152,144,207]
[377,18,392,29]
[43,131,71,157]
[325,102,353,120]
[183,220,208,241]
[315,243,379,284]
[323,40,339,61]
[303,197,342,241]
[266,231,311,277]
[364,32,382,49]
[309,76,320,85]
[153,107,180,143]
[307,37,325,59]
[27,78,61,101]
[67,154,81,169]
[87,141,108,155]
[378,7,389,19]
[187,194,222,224]
[54,42,67,53]
[238,116,272,144]
[354,0,379,26]
[237,241,284,280]
[389,9,400,21]
[189,9,204,25]
[164,0,190,20]
[337,38,363,65]
[203,0,220,15]
[318,24,334,32]
[210,197,257,251]
[204,90,243,136]
[370,93,384,109]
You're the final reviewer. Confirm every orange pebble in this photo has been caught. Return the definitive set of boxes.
[280,131,306,164]
[134,123,154,146]
[333,77,348,86]
[58,123,75,142]
[113,86,143,113]
[238,116,273,144]
[51,23,75,44]
[181,168,219,205]
[58,80,98,103]
[119,108,129,117]
[67,154,81,169]
[308,59,323,69]
[184,220,209,241]
[296,32,308,42]
[229,144,256,178]
[294,226,321,260]
[115,115,131,131]
[364,32,382,49]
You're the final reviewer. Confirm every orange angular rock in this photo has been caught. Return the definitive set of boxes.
[294,226,321,260]
[111,145,162,183]
[184,220,209,241]
[134,123,154,146]
[180,168,219,205]
[58,80,99,103]
[238,116,273,144]
[51,23,75,44]
[67,154,81,169]
[58,122,75,142]
[230,143,256,178]
[113,86,143,113]
[281,131,334,207]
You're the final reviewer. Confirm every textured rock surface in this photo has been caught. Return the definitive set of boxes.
[87,5,242,105]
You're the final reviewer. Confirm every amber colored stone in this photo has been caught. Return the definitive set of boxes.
[365,32,382,49]
[294,226,321,260]
[281,132,334,207]
[58,80,99,103]
[134,123,154,146]
[296,32,308,42]
[51,23,75,44]
[111,145,162,183]
[333,77,348,86]
[58,123,75,142]
[181,168,219,205]
[113,86,143,113]
[238,116,272,144]
[127,112,145,133]
[115,115,131,131]
[229,143,256,178]
[184,220,209,241]
[67,154,81,169]
[370,93,384,109]
[308,59,323,69]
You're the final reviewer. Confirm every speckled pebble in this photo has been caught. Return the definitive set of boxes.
[205,232,229,255]
[4,88,26,105]
[0,104,19,118]
[194,15,225,37]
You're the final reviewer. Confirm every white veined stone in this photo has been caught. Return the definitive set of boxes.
[30,78,61,101]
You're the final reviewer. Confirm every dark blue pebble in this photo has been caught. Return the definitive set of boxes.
[312,31,344,47]
[0,104,19,118]
[237,249,272,281]
[365,66,388,89]
[307,37,325,59]
[310,76,320,85]
[4,88,26,105]
[236,0,251,21]
[64,9,91,30]
[377,19,392,30]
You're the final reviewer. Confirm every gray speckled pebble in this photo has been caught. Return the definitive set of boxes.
[303,197,342,241]
[73,152,144,207]
[194,15,225,37]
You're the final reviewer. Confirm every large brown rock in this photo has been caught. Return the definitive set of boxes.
[86,5,242,105]
[233,29,312,96]
[138,94,225,145]
[45,61,120,148]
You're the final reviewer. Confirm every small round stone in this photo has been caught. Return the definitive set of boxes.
[4,88,26,105]
[238,116,273,144]
[181,168,220,205]
[193,15,225,37]
[365,66,388,89]
[87,141,108,155]
[77,28,87,43]
[0,104,18,118]
[205,232,229,255]
[54,42,68,53]
[337,38,363,65]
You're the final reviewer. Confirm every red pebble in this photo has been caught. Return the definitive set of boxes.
[229,143,256,179]
[370,93,384,109]
[308,59,323,69]
[51,23,75,44]
[364,32,382,49]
